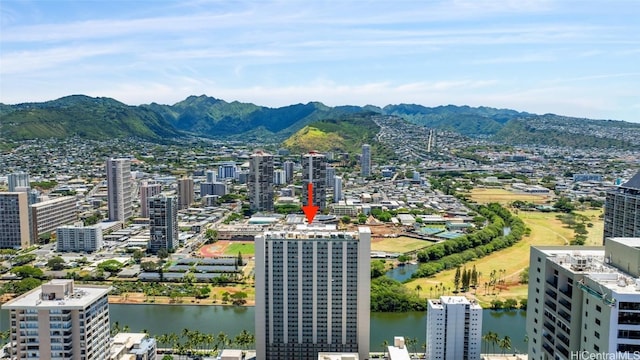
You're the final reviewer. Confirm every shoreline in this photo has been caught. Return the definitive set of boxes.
[107,293,256,307]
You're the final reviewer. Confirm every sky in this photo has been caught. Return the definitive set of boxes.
[1,0,639,122]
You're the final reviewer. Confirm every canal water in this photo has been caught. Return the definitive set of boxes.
[1,304,527,353]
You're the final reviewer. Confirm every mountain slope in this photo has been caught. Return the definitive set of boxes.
[282,112,383,154]
[0,95,181,141]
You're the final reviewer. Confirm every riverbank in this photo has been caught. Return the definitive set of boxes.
[108,292,256,306]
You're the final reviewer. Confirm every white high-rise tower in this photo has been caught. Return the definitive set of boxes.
[255,226,371,360]
[106,158,133,222]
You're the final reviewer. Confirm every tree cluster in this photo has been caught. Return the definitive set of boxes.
[413,203,526,279]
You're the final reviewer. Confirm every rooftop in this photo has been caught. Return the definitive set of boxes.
[262,225,370,241]
[539,246,640,295]
[1,279,110,310]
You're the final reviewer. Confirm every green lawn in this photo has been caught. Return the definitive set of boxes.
[371,236,434,253]
[223,242,255,256]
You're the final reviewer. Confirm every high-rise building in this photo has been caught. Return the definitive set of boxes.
[527,239,640,360]
[426,296,482,360]
[333,176,343,203]
[57,224,103,253]
[218,162,237,180]
[326,166,336,189]
[177,177,194,210]
[7,172,30,192]
[140,182,162,217]
[106,158,133,222]
[205,170,217,183]
[29,196,77,243]
[604,170,640,243]
[255,226,371,360]
[1,279,111,360]
[361,144,371,177]
[283,161,295,184]
[200,182,227,197]
[249,151,274,212]
[0,192,30,249]
[274,170,286,186]
[302,152,327,211]
[148,195,178,254]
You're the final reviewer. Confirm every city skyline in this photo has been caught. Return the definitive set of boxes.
[1,1,639,123]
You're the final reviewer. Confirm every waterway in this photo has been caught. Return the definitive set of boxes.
[385,263,420,282]
[1,304,527,353]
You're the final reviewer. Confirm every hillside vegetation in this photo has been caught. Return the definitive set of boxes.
[281,113,382,154]
[0,95,180,141]
[2,94,639,149]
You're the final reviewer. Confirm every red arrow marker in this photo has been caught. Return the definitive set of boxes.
[302,182,319,223]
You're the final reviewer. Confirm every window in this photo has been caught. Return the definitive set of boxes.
[596,305,602,312]
[595,318,601,326]
[594,331,600,339]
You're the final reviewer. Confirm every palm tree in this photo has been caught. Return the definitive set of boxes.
[381,340,389,359]
[415,284,422,297]
[484,331,499,354]
[499,336,511,355]
[217,331,230,352]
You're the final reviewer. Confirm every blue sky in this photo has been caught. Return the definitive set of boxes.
[1,0,639,122]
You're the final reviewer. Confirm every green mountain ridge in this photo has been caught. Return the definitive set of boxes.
[2,94,639,149]
[0,95,181,141]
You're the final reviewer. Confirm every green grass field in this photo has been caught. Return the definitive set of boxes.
[371,236,434,253]
[469,188,553,205]
[223,242,255,256]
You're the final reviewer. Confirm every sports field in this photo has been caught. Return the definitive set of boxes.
[198,241,255,257]
[371,236,434,253]
[469,188,552,205]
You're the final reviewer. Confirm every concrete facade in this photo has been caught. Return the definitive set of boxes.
[0,192,31,249]
[1,280,111,360]
[29,196,77,242]
[527,239,640,360]
[302,152,327,211]
[426,296,482,360]
[249,151,274,212]
[255,226,371,360]
[106,158,133,222]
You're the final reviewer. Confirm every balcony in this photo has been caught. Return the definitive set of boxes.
[546,289,557,299]
[558,298,572,311]
[545,300,557,311]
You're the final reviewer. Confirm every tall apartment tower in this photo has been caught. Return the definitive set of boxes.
[361,144,371,177]
[0,192,30,249]
[334,176,343,203]
[527,239,640,360]
[140,182,162,217]
[426,296,482,360]
[148,195,178,254]
[106,158,133,222]
[255,226,371,360]
[326,166,336,189]
[604,170,640,243]
[302,152,327,211]
[177,177,194,210]
[283,160,295,184]
[218,162,237,180]
[248,151,274,212]
[7,172,30,192]
[1,279,111,360]
[205,170,217,183]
